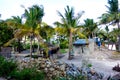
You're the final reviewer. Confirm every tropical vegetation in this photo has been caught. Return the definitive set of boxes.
[99,0,120,51]
[0,0,120,80]
[54,6,85,59]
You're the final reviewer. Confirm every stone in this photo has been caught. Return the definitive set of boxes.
[17,57,106,80]
[46,64,50,67]
[49,67,55,71]
[112,73,120,80]
[44,68,48,71]
[90,69,96,75]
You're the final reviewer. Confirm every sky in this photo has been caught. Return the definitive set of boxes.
[0,0,119,28]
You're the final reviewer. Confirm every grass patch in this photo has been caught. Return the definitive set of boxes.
[60,49,67,54]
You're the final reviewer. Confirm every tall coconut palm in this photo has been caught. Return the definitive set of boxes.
[99,0,120,51]
[22,5,44,57]
[83,18,98,38]
[54,6,84,60]
[5,5,45,57]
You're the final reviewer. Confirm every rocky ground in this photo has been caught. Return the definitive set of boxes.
[1,46,119,80]
[58,46,120,79]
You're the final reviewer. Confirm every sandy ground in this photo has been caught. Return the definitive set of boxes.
[58,47,120,78]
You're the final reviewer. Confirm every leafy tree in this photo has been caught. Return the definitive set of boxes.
[109,28,120,50]
[23,5,45,56]
[0,20,13,48]
[99,0,120,51]
[7,16,23,53]
[54,6,84,59]
[40,22,54,43]
[83,18,98,38]
[5,5,45,57]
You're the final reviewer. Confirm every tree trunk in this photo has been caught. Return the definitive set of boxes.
[32,38,35,53]
[68,29,73,60]
[91,32,94,38]
[108,43,110,50]
[111,43,113,50]
[37,39,40,54]
[117,22,120,52]
[30,36,32,58]
[17,38,21,53]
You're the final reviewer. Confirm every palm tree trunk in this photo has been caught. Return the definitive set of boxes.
[117,22,120,52]
[30,36,32,58]
[32,38,35,53]
[17,38,21,53]
[37,39,40,54]
[111,43,113,50]
[68,29,73,60]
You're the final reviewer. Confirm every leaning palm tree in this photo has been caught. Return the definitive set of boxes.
[99,0,120,51]
[8,16,23,53]
[54,6,84,60]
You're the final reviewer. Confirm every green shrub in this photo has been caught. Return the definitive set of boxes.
[23,43,30,49]
[32,43,38,49]
[60,40,68,49]
[11,68,45,80]
[87,63,92,68]
[0,56,17,77]
[23,43,38,50]
[60,49,67,54]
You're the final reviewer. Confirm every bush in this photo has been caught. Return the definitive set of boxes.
[60,49,67,54]
[23,43,30,50]
[10,68,45,80]
[0,56,17,77]
[60,40,68,49]
[23,43,38,50]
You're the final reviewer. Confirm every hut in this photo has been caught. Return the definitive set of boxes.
[73,39,94,56]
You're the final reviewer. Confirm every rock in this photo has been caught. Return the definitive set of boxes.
[46,64,50,67]
[49,67,55,71]
[112,73,120,80]
[44,68,48,72]
[90,69,96,75]
[97,72,104,79]
[60,64,65,71]
[18,57,106,80]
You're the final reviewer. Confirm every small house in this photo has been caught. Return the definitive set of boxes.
[73,39,94,55]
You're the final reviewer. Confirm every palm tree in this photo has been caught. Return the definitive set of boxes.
[54,6,84,60]
[8,16,23,53]
[0,20,14,48]
[110,28,120,50]
[22,5,45,57]
[83,18,98,38]
[99,0,120,51]
[5,5,45,57]
[40,22,54,43]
